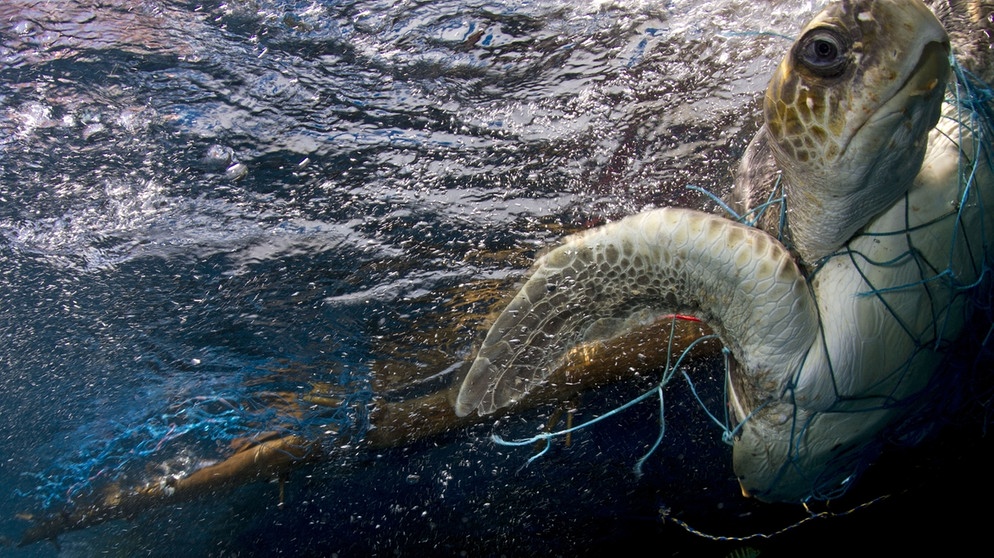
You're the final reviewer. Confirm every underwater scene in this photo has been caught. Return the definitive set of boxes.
[1,0,992,556]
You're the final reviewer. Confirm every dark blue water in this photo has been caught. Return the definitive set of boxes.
[2,0,991,556]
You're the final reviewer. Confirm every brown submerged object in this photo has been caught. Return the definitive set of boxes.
[20,315,713,546]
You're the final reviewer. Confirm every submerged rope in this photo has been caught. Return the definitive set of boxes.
[493,318,733,476]
[662,494,891,542]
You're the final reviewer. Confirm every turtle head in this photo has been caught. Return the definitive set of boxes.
[764,0,950,262]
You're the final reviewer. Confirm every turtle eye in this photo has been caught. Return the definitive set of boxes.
[795,28,850,78]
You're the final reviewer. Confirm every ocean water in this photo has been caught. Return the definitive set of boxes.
[1,0,990,556]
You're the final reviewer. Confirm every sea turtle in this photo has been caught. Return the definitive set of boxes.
[455,0,994,502]
[16,0,994,546]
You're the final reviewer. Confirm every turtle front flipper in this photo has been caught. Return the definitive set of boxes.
[455,207,819,417]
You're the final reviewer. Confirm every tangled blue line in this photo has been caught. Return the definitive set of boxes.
[492,320,736,476]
